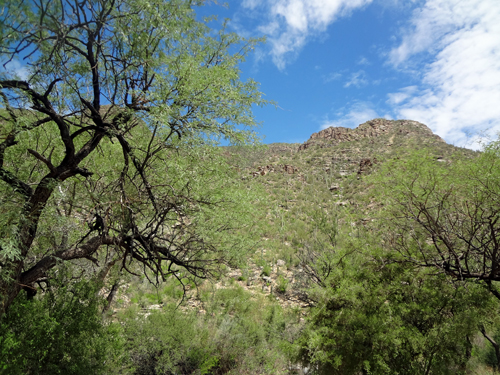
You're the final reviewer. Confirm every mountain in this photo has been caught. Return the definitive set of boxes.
[67,119,497,375]
[222,119,475,298]
[299,118,445,151]
[240,118,472,185]
[115,118,477,314]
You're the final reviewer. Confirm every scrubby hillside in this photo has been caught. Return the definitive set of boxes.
[92,118,498,374]
[6,117,498,375]
[222,119,476,296]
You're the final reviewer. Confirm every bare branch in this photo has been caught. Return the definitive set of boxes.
[27,148,56,173]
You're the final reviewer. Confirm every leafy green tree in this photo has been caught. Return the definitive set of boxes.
[367,145,500,369]
[297,235,496,374]
[0,0,267,313]
[297,207,340,288]
[376,147,500,299]
[294,173,500,374]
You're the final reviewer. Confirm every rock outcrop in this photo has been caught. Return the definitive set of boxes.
[357,158,376,175]
[250,164,298,177]
[299,118,444,151]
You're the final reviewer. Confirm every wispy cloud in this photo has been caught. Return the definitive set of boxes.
[323,71,342,83]
[241,0,263,10]
[357,56,370,65]
[386,86,418,105]
[387,0,500,148]
[242,0,373,69]
[320,101,386,130]
[343,70,368,88]
[1,59,30,81]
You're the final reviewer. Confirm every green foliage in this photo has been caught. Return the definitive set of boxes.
[261,263,272,277]
[372,146,500,298]
[122,287,296,374]
[297,241,496,374]
[2,13,499,372]
[475,330,500,369]
[0,0,269,314]
[0,279,124,375]
[276,275,289,294]
[290,143,500,374]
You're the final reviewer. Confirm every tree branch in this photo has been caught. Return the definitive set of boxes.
[27,148,56,173]
[20,235,121,287]
[0,79,76,161]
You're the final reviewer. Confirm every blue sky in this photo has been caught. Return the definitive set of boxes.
[200,0,500,149]
[3,0,500,149]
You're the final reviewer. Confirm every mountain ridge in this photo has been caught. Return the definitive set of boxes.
[298,118,445,151]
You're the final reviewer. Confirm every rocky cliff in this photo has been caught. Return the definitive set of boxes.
[299,118,445,151]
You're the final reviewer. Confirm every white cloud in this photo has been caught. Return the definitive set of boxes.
[243,0,373,69]
[323,71,342,83]
[1,59,30,81]
[386,86,418,105]
[320,102,385,130]
[357,56,370,65]
[343,70,368,88]
[387,0,500,147]
[241,0,264,10]
[389,0,493,67]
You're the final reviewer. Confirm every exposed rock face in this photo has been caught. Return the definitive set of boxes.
[250,164,298,177]
[298,118,444,151]
[358,158,375,175]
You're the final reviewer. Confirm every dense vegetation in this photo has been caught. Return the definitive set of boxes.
[1,0,500,374]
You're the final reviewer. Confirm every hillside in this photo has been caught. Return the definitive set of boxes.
[6,115,496,375]
[110,118,468,305]
[220,119,476,298]
[83,117,500,371]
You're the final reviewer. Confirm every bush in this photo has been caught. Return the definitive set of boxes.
[276,276,289,294]
[123,287,295,374]
[0,279,124,375]
[261,264,272,277]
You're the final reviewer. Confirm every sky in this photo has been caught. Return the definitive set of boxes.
[3,0,500,149]
[200,0,500,149]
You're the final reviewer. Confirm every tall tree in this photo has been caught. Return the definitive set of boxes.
[0,0,267,314]
[296,220,497,374]
[377,147,500,299]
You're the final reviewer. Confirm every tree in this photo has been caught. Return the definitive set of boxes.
[0,0,267,314]
[370,146,500,369]
[293,149,500,373]
[297,207,340,288]
[377,147,500,299]
[297,232,496,374]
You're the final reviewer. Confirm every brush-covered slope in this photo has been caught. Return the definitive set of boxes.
[94,118,488,374]
[222,119,477,299]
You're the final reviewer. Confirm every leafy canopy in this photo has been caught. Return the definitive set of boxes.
[0,0,268,312]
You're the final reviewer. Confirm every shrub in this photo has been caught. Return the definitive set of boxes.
[0,280,124,375]
[276,276,289,294]
[262,264,272,277]
[123,288,295,374]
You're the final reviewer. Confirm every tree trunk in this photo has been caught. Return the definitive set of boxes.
[480,325,500,370]
[102,281,120,314]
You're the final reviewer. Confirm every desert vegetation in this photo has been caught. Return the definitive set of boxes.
[1,0,500,374]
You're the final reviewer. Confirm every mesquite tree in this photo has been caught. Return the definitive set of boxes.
[0,0,266,314]
[378,147,500,299]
